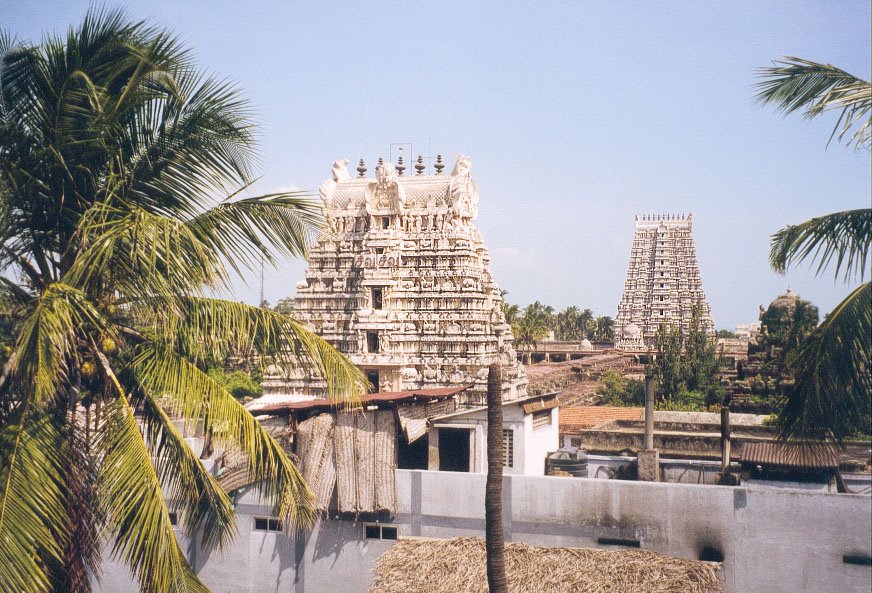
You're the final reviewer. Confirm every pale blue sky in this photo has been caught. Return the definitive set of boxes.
[4,1,871,328]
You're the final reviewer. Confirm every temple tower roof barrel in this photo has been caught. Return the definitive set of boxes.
[263,154,527,406]
[615,213,714,351]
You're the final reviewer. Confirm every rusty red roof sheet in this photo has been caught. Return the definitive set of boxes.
[522,395,559,414]
[740,442,840,470]
[559,406,644,432]
[250,385,470,414]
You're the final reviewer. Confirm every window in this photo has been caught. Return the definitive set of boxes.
[254,517,283,532]
[381,217,390,229]
[503,429,514,468]
[365,370,380,391]
[364,523,398,540]
[372,287,384,310]
[168,511,179,526]
[366,331,380,353]
[532,409,552,429]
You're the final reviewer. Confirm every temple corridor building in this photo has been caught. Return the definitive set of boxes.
[615,214,714,350]
[263,154,527,405]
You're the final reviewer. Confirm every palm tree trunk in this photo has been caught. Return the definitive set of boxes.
[485,363,507,593]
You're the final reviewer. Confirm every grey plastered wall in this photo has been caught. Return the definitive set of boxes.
[94,471,871,593]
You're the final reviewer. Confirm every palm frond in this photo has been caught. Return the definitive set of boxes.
[66,202,228,299]
[185,191,322,273]
[147,297,365,403]
[12,282,108,404]
[135,383,236,550]
[131,343,317,528]
[779,281,871,442]
[756,56,872,150]
[769,209,871,283]
[97,387,210,593]
[0,411,68,593]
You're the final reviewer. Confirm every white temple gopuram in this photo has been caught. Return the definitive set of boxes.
[263,154,527,405]
[615,214,714,350]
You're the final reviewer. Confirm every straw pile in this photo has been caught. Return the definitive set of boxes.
[368,538,723,593]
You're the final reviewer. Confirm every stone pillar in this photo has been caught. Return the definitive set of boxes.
[638,368,660,481]
[720,405,731,474]
[644,370,655,450]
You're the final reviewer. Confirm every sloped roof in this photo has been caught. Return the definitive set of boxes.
[247,386,469,414]
[741,442,839,470]
[559,406,644,432]
[369,537,722,593]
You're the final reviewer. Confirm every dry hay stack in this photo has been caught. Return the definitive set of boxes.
[369,537,722,593]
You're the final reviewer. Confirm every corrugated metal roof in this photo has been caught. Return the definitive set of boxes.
[248,385,470,414]
[740,442,839,470]
[559,406,644,432]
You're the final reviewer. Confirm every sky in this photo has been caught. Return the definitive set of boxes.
[4,0,871,329]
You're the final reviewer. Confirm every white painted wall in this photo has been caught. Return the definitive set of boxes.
[93,471,871,593]
[430,403,557,475]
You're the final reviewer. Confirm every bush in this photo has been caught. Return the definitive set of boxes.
[597,371,645,407]
[208,368,263,400]
[656,390,707,412]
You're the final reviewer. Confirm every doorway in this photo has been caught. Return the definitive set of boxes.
[438,428,471,472]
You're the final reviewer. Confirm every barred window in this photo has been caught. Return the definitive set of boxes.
[503,429,514,468]
[254,517,283,532]
[364,523,398,540]
[532,409,552,429]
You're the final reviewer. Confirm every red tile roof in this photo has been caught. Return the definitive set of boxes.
[559,406,644,432]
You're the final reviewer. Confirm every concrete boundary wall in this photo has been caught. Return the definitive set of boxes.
[94,470,871,593]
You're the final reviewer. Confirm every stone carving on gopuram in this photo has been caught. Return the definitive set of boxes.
[615,214,714,351]
[263,153,527,406]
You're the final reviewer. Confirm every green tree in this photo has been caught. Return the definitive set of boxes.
[757,56,871,441]
[0,10,364,593]
[578,308,594,339]
[684,301,721,398]
[654,323,683,398]
[273,296,296,316]
[593,315,615,342]
[596,370,645,407]
[207,369,263,400]
[555,306,580,340]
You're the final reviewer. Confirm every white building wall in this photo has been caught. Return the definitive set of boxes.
[94,471,871,593]
[430,404,549,475]
[522,407,559,476]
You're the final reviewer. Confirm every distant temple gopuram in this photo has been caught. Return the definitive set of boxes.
[263,154,527,405]
[615,213,714,350]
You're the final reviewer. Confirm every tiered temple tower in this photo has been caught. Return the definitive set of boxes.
[615,214,714,350]
[263,154,527,405]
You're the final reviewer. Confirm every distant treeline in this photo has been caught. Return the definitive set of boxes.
[501,298,615,346]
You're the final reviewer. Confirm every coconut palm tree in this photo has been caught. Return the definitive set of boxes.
[757,56,871,441]
[484,364,507,593]
[594,315,615,342]
[555,306,580,340]
[0,10,364,593]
